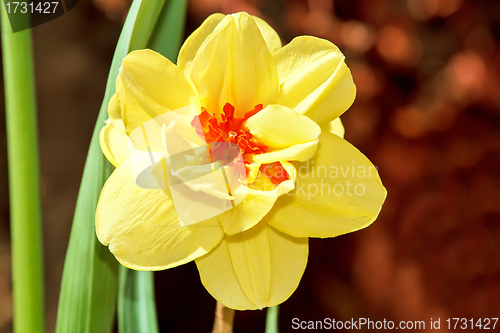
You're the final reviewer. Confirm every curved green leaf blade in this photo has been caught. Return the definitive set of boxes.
[55,0,170,332]
[147,0,188,62]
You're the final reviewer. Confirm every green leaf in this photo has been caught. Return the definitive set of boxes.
[54,55,117,333]
[129,0,166,52]
[118,267,159,333]
[1,3,45,333]
[55,0,168,332]
[147,0,188,62]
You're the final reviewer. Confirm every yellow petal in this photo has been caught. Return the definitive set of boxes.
[274,36,356,126]
[218,164,295,235]
[178,13,282,78]
[100,94,129,166]
[245,142,317,182]
[190,12,279,117]
[177,13,225,78]
[195,222,308,310]
[126,104,200,159]
[244,104,320,168]
[117,49,199,134]
[96,159,224,270]
[246,104,320,149]
[252,141,319,165]
[218,188,274,235]
[252,16,282,53]
[265,131,387,238]
[323,117,345,138]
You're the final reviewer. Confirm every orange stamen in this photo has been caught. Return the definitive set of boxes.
[259,162,290,185]
[192,103,268,155]
[192,103,290,185]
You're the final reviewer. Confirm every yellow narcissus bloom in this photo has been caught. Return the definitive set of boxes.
[96,12,386,310]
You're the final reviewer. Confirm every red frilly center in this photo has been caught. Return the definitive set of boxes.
[191,103,289,185]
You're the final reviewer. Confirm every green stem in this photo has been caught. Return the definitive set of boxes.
[1,4,45,333]
[118,267,159,333]
[265,305,279,333]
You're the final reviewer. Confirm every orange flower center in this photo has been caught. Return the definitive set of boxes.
[191,103,289,185]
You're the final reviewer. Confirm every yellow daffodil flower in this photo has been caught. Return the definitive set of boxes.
[96,12,386,310]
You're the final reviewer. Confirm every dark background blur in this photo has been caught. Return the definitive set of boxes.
[1,0,499,332]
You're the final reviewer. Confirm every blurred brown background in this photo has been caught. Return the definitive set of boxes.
[1,0,500,332]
